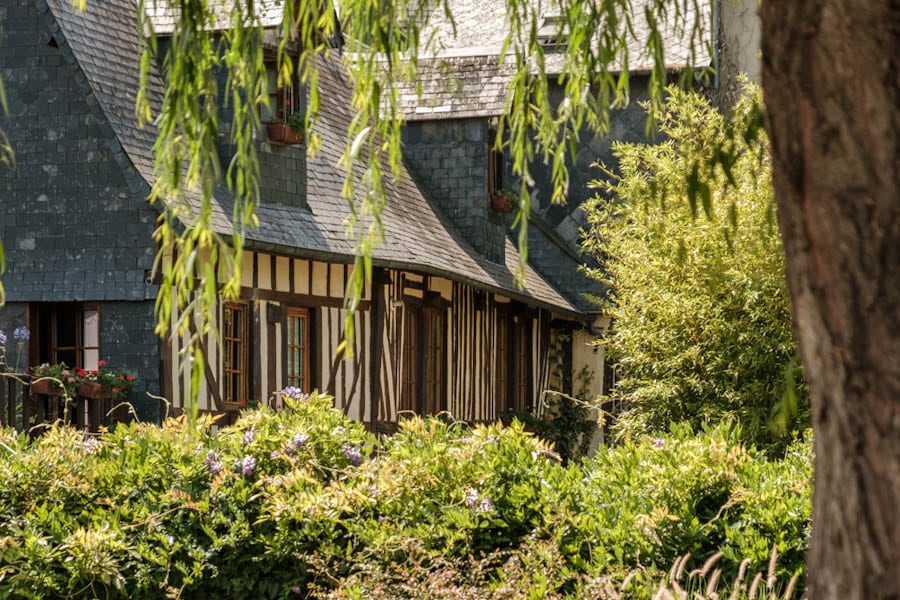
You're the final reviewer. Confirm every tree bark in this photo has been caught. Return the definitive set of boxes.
[759,1,900,597]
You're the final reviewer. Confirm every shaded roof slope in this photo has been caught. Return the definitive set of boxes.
[46,0,580,316]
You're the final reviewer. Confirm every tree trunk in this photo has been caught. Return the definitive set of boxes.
[759,1,900,597]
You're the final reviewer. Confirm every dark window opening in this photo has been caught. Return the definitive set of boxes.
[488,128,503,197]
[401,295,446,415]
[495,306,533,416]
[263,60,303,124]
[30,303,100,370]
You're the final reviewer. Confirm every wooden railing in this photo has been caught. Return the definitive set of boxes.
[0,373,33,432]
[0,373,129,434]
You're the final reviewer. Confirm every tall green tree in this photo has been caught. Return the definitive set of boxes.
[583,87,807,449]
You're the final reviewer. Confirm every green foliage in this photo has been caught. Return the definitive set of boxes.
[0,401,810,598]
[508,331,597,463]
[582,87,809,450]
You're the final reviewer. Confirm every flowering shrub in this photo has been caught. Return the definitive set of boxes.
[0,325,29,372]
[0,400,810,599]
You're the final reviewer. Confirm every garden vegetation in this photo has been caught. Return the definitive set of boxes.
[582,88,809,450]
[0,394,810,599]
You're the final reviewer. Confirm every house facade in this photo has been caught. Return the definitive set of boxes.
[1,0,602,431]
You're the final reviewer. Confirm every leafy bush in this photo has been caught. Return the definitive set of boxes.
[582,87,809,450]
[0,402,810,598]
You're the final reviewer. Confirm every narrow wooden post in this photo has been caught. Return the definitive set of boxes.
[368,268,387,432]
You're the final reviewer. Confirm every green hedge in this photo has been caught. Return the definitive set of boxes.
[0,394,810,598]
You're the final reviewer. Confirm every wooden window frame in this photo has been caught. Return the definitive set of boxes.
[488,127,503,197]
[263,58,302,123]
[223,302,249,406]
[401,293,447,415]
[495,303,533,415]
[512,313,533,413]
[495,308,509,416]
[29,302,101,370]
[284,306,312,393]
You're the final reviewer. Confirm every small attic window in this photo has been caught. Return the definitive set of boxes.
[262,61,301,124]
[47,35,58,48]
[488,127,503,196]
[536,14,569,47]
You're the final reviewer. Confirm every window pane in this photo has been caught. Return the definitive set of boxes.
[83,349,99,370]
[83,309,99,369]
[286,308,310,393]
[56,311,77,348]
[83,310,99,347]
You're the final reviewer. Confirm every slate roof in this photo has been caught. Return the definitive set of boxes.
[45,0,581,317]
[419,0,713,73]
[394,0,712,121]
[397,55,515,122]
[144,0,285,34]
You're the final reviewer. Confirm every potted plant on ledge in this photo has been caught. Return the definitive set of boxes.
[30,363,80,397]
[267,110,304,146]
[490,187,519,213]
[77,360,136,402]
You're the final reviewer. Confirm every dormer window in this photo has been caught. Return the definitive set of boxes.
[536,14,569,47]
[264,61,304,145]
[489,127,517,213]
[488,127,503,197]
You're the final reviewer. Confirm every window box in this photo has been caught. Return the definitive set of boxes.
[31,378,65,397]
[77,382,108,400]
[267,123,302,145]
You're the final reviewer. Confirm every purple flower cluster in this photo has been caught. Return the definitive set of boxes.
[204,451,223,475]
[0,330,7,346]
[280,386,309,402]
[652,438,665,450]
[285,433,309,457]
[242,428,255,449]
[464,488,494,513]
[342,444,362,467]
[82,436,102,454]
[13,326,29,342]
[240,455,257,476]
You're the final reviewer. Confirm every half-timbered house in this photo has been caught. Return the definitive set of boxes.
[1,0,613,432]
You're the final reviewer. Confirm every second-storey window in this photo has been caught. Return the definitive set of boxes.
[223,302,249,405]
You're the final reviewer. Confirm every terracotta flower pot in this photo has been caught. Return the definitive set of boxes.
[491,192,515,213]
[267,123,302,145]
